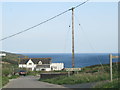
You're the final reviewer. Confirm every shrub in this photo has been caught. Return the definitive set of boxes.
[2,76,9,86]
[8,75,19,79]
[2,68,12,77]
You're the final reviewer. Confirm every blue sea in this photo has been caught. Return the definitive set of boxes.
[20,53,119,68]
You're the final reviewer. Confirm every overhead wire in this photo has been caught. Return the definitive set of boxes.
[0,0,89,41]
[64,17,72,53]
[74,14,106,72]
[64,24,71,53]
[1,9,70,41]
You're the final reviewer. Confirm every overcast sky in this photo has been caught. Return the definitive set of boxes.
[1,1,118,53]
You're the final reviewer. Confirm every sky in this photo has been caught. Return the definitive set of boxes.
[0,1,118,53]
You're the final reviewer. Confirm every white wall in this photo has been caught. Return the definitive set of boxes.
[19,64,26,68]
[26,59,36,71]
[19,59,36,71]
[50,63,64,71]
[19,59,64,71]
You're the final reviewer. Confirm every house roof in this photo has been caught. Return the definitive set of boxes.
[36,65,50,68]
[19,58,51,64]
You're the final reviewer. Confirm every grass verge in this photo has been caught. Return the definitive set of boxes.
[1,75,19,88]
[94,79,120,88]
[40,72,118,85]
[8,75,19,79]
[40,62,119,85]
[2,76,9,87]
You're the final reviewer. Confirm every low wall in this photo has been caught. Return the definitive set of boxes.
[40,73,68,79]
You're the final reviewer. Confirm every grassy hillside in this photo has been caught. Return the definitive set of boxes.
[1,51,27,64]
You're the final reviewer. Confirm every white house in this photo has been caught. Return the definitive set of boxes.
[51,63,64,71]
[19,58,64,71]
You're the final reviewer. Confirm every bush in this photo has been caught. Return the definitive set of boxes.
[2,68,12,77]
[8,75,19,79]
[2,76,9,86]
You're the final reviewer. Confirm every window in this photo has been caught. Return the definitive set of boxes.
[38,61,42,65]
[29,63,32,65]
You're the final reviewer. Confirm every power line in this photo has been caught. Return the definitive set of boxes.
[0,0,89,41]
[72,0,89,9]
[75,15,105,72]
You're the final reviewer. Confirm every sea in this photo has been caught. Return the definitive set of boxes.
[20,53,119,68]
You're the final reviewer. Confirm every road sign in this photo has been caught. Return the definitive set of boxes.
[112,56,119,58]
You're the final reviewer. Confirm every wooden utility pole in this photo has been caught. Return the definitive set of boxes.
[18,58,20,65]
[72,7,75,68]
[110,54,113,82]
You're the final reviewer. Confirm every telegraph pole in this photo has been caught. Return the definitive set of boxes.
[110,54,113,82]
[72,7,75,68]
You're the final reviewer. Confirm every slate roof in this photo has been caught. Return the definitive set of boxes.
[36,65,50,68]
[19,58,51,64]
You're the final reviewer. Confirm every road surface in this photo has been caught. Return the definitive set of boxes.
[3,76,107,89]
[3,76,66,88]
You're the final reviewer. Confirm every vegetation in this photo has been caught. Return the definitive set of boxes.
[1,63,20,87]
[0,76,2,88]
[1,51,27,87]
[1,51,27,62]
[41,72,117,85]
[2,64,13,77]
[8,75,19,79]
[2,76,9,86]
[0,51,119,88]
[94,79,120,88]
[40,62,119,86]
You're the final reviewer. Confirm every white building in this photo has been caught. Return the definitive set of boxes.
[19,58,64,71]
[0,53,6,57]
[51,63,64,71]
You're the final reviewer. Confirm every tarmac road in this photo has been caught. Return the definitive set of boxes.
[3,76,66,88]
[3,75,107,89]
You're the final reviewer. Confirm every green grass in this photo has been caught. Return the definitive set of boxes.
[1,75,19,88]
[40,62,119,85]
[0,76,2,88]
[8,75,19,79]
[41,72,116,85]
[94,79,120,88]
[2,76,9,87]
